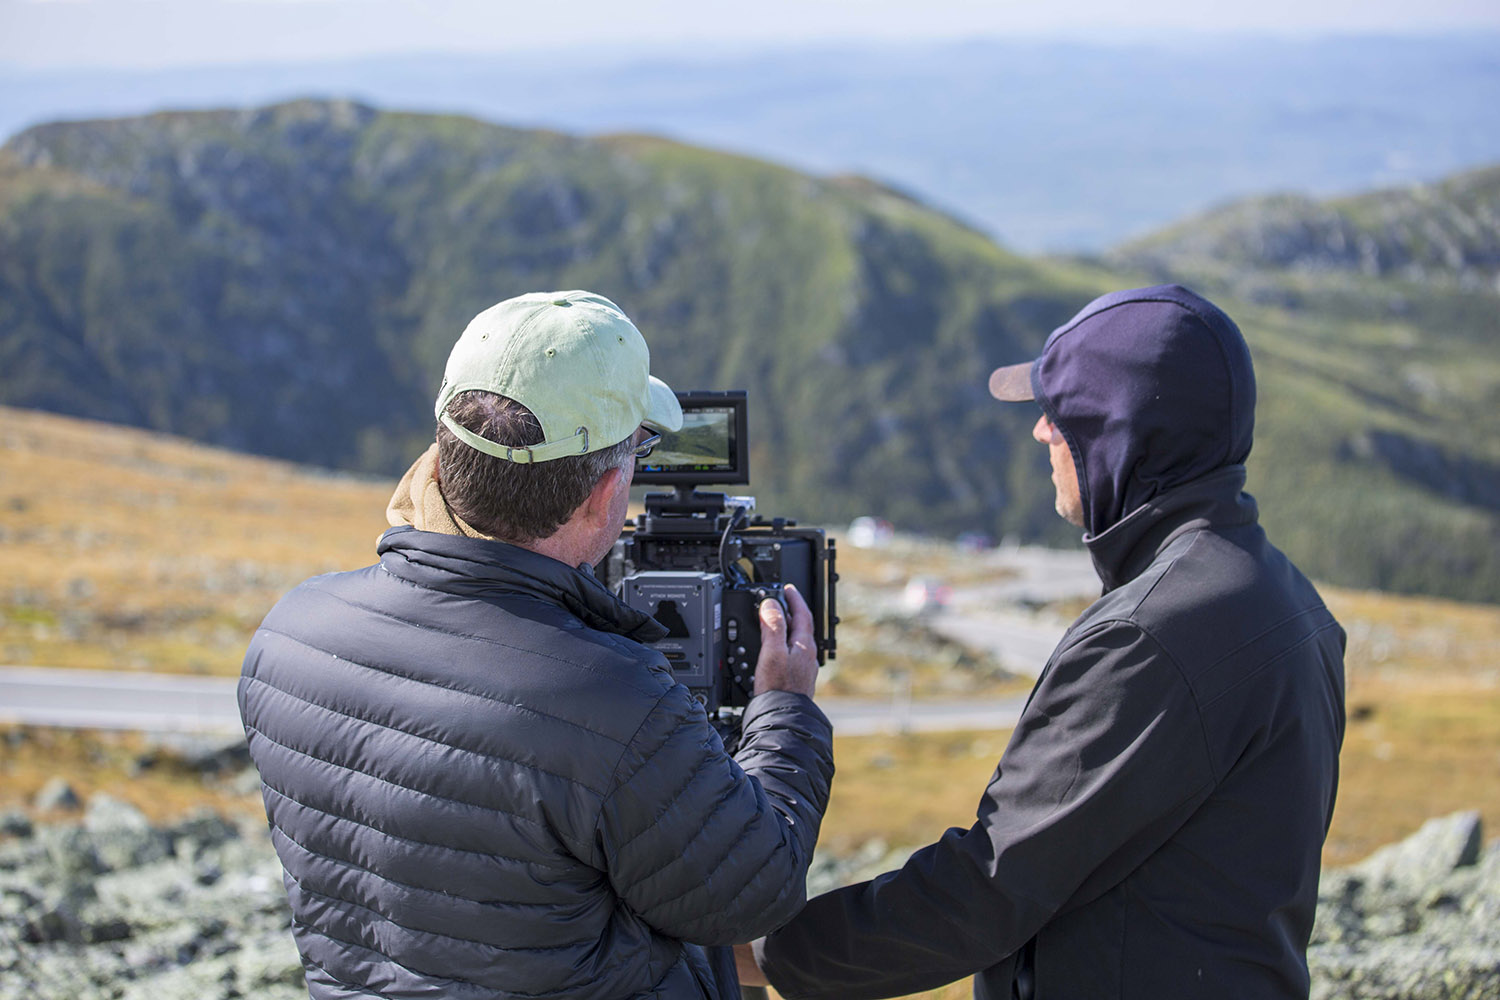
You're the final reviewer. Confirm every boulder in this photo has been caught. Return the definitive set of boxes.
[84,794,173,871]
[33,777,80,812]
[1310,812,1500,1000]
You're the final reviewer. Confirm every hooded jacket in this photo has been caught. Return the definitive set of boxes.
[239,526,834,999]
[756,285,1346,999]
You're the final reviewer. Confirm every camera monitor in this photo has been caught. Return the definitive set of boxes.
[635,390,749,486]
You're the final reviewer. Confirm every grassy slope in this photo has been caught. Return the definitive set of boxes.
[0,405,390,673]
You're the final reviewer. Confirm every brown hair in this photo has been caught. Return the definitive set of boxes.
[436,391,635,543]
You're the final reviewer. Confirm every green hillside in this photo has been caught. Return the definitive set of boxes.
[2,100,1498,601]
[1109,168,1500,599]
[0,100,1108,546]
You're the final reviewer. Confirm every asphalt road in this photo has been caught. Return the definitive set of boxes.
[0,666,1031,735]
[0,666,245,732]
[926,545,1099,677]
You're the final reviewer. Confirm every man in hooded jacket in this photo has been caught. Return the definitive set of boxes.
[740,284,1347,999]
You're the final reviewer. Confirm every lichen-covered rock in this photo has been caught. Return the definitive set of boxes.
[806,837,918,897]
[1,807,300,1000]
[3,805,1498,999]
[84,794,174,872]
[1310,812,1500,1000]
[0,811,33,838]
[33,777,81,812]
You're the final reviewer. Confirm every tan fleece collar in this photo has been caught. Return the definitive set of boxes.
[385,444,495,540]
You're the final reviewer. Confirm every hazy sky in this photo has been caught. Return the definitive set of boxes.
[4,0,1500,70]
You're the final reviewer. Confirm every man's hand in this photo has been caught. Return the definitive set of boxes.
[734,942,769,988]
[752,583,818,698]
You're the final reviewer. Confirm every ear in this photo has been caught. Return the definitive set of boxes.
[580,465,625,527]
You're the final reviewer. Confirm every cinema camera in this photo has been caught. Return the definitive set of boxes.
[603,390,837,736]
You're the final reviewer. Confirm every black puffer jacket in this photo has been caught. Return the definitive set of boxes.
[238,526,834,999]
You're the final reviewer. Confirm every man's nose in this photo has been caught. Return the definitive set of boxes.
[1032,414,1052,444]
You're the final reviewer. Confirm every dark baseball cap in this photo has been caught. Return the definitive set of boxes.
[987,361,1037,402]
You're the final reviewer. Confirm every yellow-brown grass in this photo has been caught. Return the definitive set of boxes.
[0,724,265,828]
[1,405,389,674]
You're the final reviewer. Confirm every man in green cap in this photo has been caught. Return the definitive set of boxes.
[239,290,834,1000]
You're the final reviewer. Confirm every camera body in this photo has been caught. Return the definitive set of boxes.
[601,391,836,732]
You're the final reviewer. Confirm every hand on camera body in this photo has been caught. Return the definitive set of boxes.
[752,583,818,698]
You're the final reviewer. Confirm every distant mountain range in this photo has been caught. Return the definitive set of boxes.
[4,35,1499,252]
[2,100,1497,601]
[1117,165,1500,287]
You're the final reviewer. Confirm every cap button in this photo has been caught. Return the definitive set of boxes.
[552,299,571,307]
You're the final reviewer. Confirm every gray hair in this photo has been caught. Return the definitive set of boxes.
[436,391,636,543]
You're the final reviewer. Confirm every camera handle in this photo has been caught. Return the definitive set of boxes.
[646,485,725,518]
[639,486,756,537]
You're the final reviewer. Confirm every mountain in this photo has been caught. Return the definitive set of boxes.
[2,100,1497,601]
[0,99,1101,548]
[5,35,1500,252]
[1116,164,1500,288]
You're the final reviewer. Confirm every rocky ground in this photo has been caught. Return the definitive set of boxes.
[2,794,1496,999]
[1310,811,1500,999]
[0,796,302,999]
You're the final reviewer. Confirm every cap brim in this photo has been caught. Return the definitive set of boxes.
[988,362,1036,402]
[643,376,683,432]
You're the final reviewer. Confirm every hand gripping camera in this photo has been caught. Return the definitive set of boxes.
[601,391,837,736]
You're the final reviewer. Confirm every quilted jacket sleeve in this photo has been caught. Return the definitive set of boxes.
[594,687,835,945]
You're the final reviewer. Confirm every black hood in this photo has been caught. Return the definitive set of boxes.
[1030,284,1256,538]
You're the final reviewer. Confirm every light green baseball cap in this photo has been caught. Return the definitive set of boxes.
[435,290,683,463]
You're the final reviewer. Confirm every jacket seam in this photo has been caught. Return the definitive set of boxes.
[252,625,632,753]
[602,688,680,796]
[1116,621,1222,786]
[1199,620,1345,711]
[297,925,577,1000]
[259,783,571,870]
[1116,530,1334,682]
[305,958,405,1000]
[267,823,588,910]
[635,795,790,921]
[1109,523,1215,620]
[243,672,612,797]
[373,553,585,617]
[592,687,690,864]
[287,871,599,956]
[1198,605,1333,675]
[246,724,554,833]
[611,730,717,857]
[630,774,744,888]
[376,557,576,616]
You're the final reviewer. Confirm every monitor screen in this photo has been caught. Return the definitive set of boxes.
[635,391,748,485]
